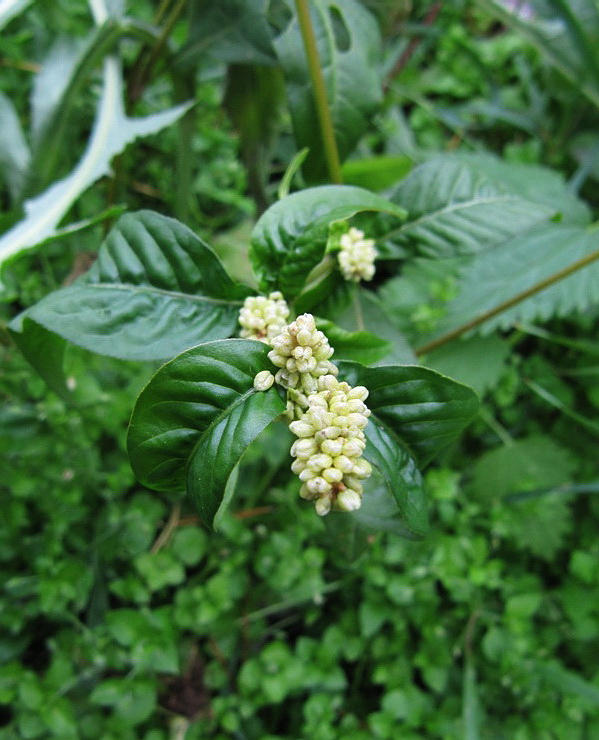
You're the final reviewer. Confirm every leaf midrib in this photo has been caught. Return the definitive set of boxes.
[385,194,554,240]
[80,281,245,307]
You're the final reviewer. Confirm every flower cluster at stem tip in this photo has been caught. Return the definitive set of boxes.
[337,226,377,282]
[238,291,290,343]
[242,302,373,516]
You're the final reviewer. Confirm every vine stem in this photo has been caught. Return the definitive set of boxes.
[415,245,599,356]
[294,0,343,183]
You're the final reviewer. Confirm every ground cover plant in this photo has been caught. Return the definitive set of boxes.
[1,0,599,738]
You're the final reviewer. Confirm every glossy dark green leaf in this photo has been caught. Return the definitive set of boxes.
[271,0,383,181]
[250,185,406,298]
[127,340,285,527]
[337,360,480,466]
[315,318,389,364]
[9,318,70,400]
[361,419,428,537]
[11,211,251,361]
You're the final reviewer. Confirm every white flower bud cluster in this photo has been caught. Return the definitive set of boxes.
[238,291,290,343]
[267,313,338,395]
[338,227,377,283]
[289,377,372,516]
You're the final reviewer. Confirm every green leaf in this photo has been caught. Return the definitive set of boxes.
[271,0,383,181]
[0,92,30,203]
[446,152,591,226]
[0,58,190,288]
[424,336,510,396]
[337,360,480,466]
[341,155,413,192]
[384,156,558,259]
[471,435,577,501]
[315,318,390,364]
[438,223,599,336]
[10,211,251,361]
[127,340,285,527]
[250,185,406,298]
[8,318,70,399]
[178,0,276,67]
[360,422,428,537]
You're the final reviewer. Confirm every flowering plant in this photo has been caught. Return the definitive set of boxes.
[10,187,479,540]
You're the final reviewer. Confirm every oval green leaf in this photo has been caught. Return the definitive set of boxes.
[12,211,252,360]
[250,185,406,298]
[127,340,285,515]
[337,360,480,466]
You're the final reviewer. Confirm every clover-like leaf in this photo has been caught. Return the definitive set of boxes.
[127,340,285,528]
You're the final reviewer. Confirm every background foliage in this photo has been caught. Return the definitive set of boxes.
[1,1,599,738]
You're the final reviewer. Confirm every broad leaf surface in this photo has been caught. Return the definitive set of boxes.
[10,211,251,361]
[361,421,428,537]
[384,156,558,259]
[315,318,390,364]
[178,0,276,67]
[337,360,480,465]
[438,223,599,336]
[8,318,70,399]
[127,340,285,527]
[250,185,406,298]
[271,0,382,181]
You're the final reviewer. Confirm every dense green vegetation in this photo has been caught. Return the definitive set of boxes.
[1,1,599,738]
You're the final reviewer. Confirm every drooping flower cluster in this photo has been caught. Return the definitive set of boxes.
[266,313,338,395]
[238,291,290,343]
[289,376,372,515]
[337,226,377,282]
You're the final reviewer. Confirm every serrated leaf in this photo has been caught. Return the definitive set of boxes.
[384,156,558,259]
[250,185,406,298]
[10,211,251,361]
[271,0,382,181]
[447,152,590,226]
[425,336,510,396]
[127,340,285,526]
[438,223,599,336]
[361,420,428,537]
[315,318,390,364]
[471,435,577,501]
[337,360,480,466]
[0,58,190,287]
[0,92,30,203]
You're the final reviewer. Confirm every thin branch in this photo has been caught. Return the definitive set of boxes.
[415,246,599,356]
[294,0,343,183]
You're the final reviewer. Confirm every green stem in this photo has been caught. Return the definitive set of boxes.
[415,246,599,356]
[352,285,365,331]
[294,0,343,183]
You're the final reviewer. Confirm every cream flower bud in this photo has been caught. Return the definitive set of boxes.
[315,495,333,517]
[289,420,314,438]
[336,488,362,512]
[239,292,290,342]
[338,227,377,283]
[253,370,275,392]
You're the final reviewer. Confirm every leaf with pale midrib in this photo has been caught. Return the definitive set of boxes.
[10,210,252,361]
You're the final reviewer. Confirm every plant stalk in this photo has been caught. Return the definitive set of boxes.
[415,246,599,356]
[294,0,343,183]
